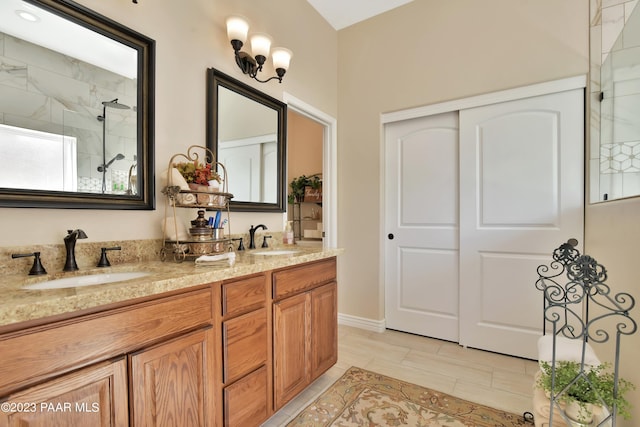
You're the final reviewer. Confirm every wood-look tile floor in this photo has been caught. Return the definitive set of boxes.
[262,324,539,426]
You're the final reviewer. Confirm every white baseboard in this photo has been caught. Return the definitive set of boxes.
[337,313,386,333]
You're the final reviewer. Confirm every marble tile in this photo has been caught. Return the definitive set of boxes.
[603,0,629,8]
[28,67,92,113]
[0,55,27,90]
[3,32,132,98]
[0,84,50,121]
[602,4,626,54]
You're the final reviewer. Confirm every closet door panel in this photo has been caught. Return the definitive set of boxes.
[384,112,460,341]
[458,89,584,359]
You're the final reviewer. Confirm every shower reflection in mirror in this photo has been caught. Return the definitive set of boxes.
[96,99,131,193]
[594,1,640,202]
[0,0,143,199]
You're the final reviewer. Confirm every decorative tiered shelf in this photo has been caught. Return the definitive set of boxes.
[160,145,234,262]
[525,239,637,427]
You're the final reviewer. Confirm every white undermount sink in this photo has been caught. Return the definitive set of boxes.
[23,271,151,290]
[252,250,300,256]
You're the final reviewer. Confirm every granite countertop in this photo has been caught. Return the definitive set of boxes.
[0,246,342,330]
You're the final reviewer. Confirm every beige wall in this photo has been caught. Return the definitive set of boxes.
[337,0,589,320]
[585,200,640,424]
[0,0,337,245]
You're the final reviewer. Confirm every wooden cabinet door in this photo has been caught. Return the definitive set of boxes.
[310,282,338,380]
[130,327,214,427]
[0,358,128,427]
[273,292,310,409]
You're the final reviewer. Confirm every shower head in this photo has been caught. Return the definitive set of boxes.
[102,98,130,110]
[97,153,125,172]
[97,99,130,121]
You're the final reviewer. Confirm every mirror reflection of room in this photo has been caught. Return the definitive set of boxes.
[217,86,278,203]
[0,0,138,195]
[287,110,323,245]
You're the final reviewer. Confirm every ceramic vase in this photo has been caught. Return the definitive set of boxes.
[564,400,594,426]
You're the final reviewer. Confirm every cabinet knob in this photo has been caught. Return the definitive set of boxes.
[387,233,394,240]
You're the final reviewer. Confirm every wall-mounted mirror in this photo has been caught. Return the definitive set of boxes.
[592,2,640,203]
[0,0,155,209]
[206,68,287,212]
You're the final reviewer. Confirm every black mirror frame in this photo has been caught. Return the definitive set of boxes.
[206,68,287,213]
[0,0,155,210]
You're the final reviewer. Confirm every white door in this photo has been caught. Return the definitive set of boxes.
[218,144,260,201]
[458,89,584,359]
[384,112,460,341]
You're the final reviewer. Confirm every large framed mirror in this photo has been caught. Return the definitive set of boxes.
[206,68,287,212]
[0,0,155,209]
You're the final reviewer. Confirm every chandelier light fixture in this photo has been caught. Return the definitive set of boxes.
[226,15,292,84]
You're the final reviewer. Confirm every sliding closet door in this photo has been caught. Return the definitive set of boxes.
[458,89,584,359]
[384,112,460,341]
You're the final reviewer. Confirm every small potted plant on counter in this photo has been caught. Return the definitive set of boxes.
[537,360,635,424]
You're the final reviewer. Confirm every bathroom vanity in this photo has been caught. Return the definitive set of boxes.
[0,248,340,427]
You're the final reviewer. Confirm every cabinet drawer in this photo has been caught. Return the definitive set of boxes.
[273,257,336,299]
[222,308,268,384]
[221,274,266,317]
[223,366,268,427]
[0,288,212,396]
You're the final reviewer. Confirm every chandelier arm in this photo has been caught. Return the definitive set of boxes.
[229,36,288,84]
[252,75,283,84]
[234,52,258,77]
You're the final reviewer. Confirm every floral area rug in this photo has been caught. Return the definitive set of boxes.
[287,366,530,426]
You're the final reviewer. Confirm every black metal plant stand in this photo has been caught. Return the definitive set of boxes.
[525,239,636,427]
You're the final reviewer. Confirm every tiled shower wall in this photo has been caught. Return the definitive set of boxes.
[590,0,640,201]
[0,31,137,192]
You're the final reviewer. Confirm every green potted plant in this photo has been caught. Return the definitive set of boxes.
[288,174,321,203]
[537,360,635,424]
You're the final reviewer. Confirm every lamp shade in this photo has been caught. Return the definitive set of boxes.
[272,47,292,71]
[250,33,272,58]
[226,15,249,43]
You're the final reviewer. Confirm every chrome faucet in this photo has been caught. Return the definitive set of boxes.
[248,224,267,249]
[63,229,88,271]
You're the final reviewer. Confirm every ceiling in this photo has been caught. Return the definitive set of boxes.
[0,0,136,78]
[305,0,414,30]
